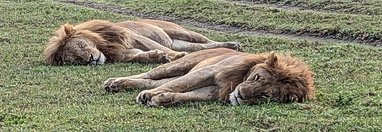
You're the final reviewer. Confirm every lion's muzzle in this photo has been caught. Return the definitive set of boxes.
[89,52,106,65]
[229,89,245,106]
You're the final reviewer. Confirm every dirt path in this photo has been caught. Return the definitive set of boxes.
[59,0,380,47]
[229,0,380,16]
[229,0,352,16]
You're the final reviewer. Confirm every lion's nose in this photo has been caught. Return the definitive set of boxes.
[88,54,98,65]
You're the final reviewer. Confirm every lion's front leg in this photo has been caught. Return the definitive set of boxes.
[172,40,241,52]
[103,76,180,92]
[147,85,219,107]
[103,77,149,92]
[126,49,171,63]
[136,66,218,105]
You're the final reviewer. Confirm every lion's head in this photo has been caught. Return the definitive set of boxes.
[43,24,107,65]
[43,20,131,65]
[229,52,315,105]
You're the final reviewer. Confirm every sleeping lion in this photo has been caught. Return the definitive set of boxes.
[103,48,315,106]
[43,19,240,65]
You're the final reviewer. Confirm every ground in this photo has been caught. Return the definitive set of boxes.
[0,0,381,131]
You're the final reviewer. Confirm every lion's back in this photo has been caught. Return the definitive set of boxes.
[116,21,173,46]
[137,19,185,30]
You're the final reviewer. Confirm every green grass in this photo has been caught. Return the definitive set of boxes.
[91,0,382,44]
[231,0,382,15]
[1,0,382,131]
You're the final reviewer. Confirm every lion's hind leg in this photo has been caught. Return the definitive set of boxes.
[132,34,186,61]
[165,29,241,51]
[172,40,241,52]
[164,29,211,43]
[124,49,171,63]
[148,85,219,107]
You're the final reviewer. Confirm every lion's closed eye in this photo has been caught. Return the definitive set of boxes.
[253,73,260,81]
[261,94,270,99]
[78,42,86,48]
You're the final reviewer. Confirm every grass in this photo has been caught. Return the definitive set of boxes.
[91,0,382,44]
[1,0,382,131]
[231,0,382,15]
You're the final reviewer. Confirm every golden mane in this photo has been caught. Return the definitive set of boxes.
[43,20,133,65]
[43,24,72,65]
[217,53,315,102]
[269,54,315,102]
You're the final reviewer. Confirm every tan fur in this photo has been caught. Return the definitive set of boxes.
[104,48,315,107]
[43,19,241,65]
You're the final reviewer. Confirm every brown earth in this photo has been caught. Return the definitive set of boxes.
[229,0,380,15]
[59,0,381,47]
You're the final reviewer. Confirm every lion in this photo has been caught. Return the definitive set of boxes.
[103,48,315,107]
[43,19,240,65]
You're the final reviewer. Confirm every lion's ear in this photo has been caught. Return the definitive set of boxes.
[265,51,278,67]
[63,23,75,36]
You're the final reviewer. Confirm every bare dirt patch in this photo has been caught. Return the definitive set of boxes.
[59,0,381,47]
[229,0,380,16]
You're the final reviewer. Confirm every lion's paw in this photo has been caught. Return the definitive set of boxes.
[136,90,164,106]
[148,50,171,63]
[136,90,152,105]
[103,78,117,92]
[171,52,188,60]
[224,42,242,51]
[148,93,176,107]
[103,77,131,93]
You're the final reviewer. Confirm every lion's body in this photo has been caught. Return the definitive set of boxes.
[104,48,315,106]
[43,19,240,65]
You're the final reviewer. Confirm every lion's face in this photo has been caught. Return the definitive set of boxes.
[229,64,282,105]
[229,53,313,105]
[44,24,108,66]
[60,37,106,65]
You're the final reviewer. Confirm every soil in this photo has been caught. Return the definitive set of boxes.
[229,0,379,15]
[59,0,381,47]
